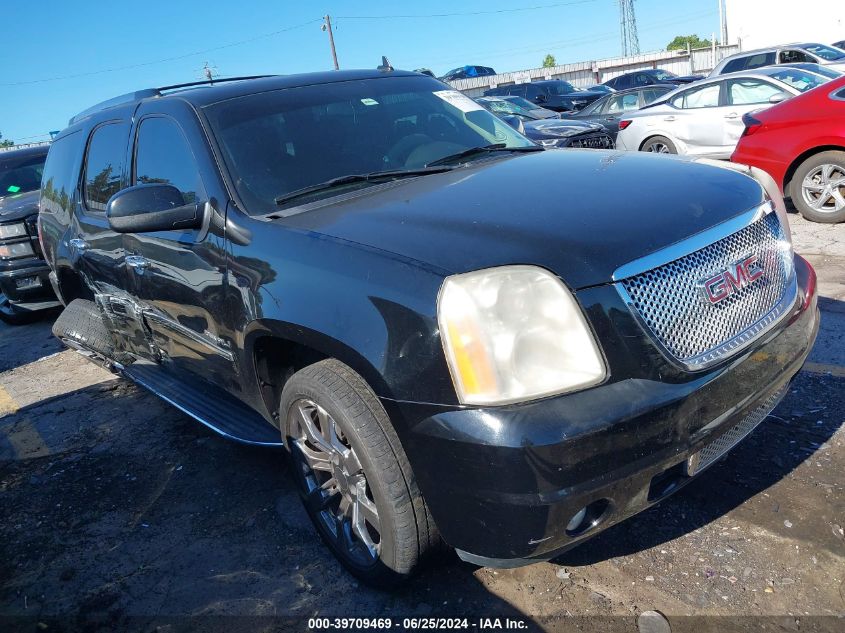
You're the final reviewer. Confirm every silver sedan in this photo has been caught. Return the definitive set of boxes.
[615,66,830,158]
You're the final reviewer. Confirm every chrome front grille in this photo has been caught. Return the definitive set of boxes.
[619,208,796,370]
[686,384,787,476]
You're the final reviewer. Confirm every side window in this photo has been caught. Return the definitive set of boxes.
[779,50,811,63]
[84,122,130,212]
[671,83,721,109]
[642,88,667,104]
[524,84,540,99]
[745,52,776,70]
[634,73,652,86]
[722,56,750,74]
[727,79,783,105]
[605,93,640,114]
[41,131,84,222]
[134,117,203,204]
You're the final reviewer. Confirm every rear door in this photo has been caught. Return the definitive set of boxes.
[666,82,726,156]
[600,92,641,134]
[121,102,234,387]
[73,120,150,356]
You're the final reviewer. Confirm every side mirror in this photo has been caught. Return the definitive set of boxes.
[769,92,788,104]
[106,183,204,233]
[500,114,525,134]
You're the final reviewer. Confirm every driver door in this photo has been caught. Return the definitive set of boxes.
[120,105,233,388]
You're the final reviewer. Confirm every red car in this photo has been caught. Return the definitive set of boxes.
[732,75,845,223]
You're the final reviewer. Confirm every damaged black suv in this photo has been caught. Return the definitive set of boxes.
[39,70,819,586]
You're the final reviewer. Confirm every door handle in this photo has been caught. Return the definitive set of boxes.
[663,116,676,122]
[724,112,739,119]
[126,255,150,275]
[69,238,88,252]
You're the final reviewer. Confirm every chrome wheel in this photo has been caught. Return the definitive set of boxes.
[288,398,381,565]
[801,163,845,214]
[646,142,670,154]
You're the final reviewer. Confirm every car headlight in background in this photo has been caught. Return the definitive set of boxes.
[0,223,27,239]
[438,265,606,406]
[0,241,34,259]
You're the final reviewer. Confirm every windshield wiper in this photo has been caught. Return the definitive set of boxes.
[274,166,455,207]
[425,143,543,167]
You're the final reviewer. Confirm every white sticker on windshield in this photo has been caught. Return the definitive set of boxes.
[433,90,483,113]
[361,98,379,106]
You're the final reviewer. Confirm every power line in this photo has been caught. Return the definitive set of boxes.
[0,18,321,87]
[336,0,597,19]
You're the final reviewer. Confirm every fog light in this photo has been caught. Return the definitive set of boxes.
[565,499,611,537]
[15,276,41,290]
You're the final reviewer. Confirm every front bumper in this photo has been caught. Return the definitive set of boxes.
[387,256,818,566]
[0,257,61,315]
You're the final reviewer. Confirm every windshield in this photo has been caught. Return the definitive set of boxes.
[651,70,678,81]
[503,96,543,110]
[545,81,576,95]
[205,76,533,213]
[793,64,842,79]
[480,98,535,119]
[771,68,828,92]
[0,150,47,197]
[803,43,845,60]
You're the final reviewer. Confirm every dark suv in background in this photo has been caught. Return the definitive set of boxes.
[601,68,703,91]
[0,144,60,323]
[40,70,818,587]
[484,80,604,113]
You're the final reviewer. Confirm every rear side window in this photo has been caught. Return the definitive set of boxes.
[642,87,670,104]
[605,93,640,113]
[671,83,721,109]
[134,117,203,204]
[84,123,129,212]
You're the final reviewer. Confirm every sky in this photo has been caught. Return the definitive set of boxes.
[0,0,720,143]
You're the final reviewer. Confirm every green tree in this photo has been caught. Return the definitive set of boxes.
[542,54,557,68]
[667,34,712,51]
[0,132,13,148]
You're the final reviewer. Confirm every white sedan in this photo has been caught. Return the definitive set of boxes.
[615,66,829,158]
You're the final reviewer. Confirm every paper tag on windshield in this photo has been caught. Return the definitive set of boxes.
[433,90,483,113]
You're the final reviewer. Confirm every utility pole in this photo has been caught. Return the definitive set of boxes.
[322,15,339,70]
[717,0,724,45]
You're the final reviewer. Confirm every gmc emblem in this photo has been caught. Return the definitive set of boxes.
[699,255,764,305]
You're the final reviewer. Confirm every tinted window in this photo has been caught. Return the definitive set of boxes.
[544,81,575,95]
[651,70,677,81]
[779,50,811,64]
[633,73,653,86]
[84,122,129,212]
[605,93,640,113]
[41,132,83,222]
[642,87,672,103]
[525,84,541,99]
[723,52,775,74]
[671,83,721,108]
[614,74,633,90]
[726,79,782,105]
[205,76,533,214]
[134,117,203,204]
[0,150,47,196]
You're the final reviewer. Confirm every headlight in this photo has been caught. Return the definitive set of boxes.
[0,241,34,259]
[0,223,27,239]
[438,265,606,405]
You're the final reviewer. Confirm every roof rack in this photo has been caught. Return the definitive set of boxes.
[0,141,52,153]
[67,75,277,126]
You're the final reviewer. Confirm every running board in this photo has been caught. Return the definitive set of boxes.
[121,361,284,447]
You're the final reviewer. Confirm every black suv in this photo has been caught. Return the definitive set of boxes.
[0,144,61,323]
[40,70,818,586]
[484,80,605,113]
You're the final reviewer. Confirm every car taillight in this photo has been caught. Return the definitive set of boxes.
[741,112,763,137]
[618,120,633,130]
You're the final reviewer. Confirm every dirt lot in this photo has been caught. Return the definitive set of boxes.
[1,213,843,632]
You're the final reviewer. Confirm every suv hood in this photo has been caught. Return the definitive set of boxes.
[278,150,766,290]
[0,190,39,222]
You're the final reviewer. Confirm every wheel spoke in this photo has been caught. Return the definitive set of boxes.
[831,188,845,210]
[294,439,333,472]
[296,404,333,454]
[802,180,825,193]
[352,498,380,558]
[305,485,334,514]
[822,164,835,182]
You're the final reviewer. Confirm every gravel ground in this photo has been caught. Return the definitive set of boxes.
[1,212,843,633]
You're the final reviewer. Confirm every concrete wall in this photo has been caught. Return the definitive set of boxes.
[725,0,845,50]
[448,45,740,97]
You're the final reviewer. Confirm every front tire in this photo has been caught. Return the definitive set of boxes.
[788,151,845,223]
[641,135,677,154]
[281,359,439,587]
